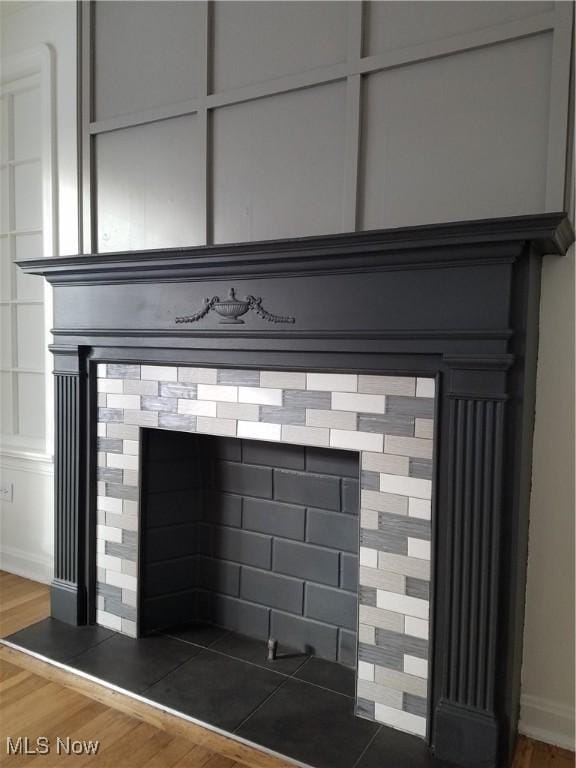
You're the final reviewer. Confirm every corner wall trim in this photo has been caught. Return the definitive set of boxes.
[519,694,576,751]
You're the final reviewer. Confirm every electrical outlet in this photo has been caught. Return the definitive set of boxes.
[0,483,14,503]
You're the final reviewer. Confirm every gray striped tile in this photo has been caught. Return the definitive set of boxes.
[403,693,427,717]
[159,382,198,399]
[142,396,177,413]
[359,641,403,671]
[377,511,431,541]
[375,627,428,660]
[97,467,123,484]
[409,458,433,480]
[406,576,430,601]
[361,470,380,490]
[361,528,407,556]
[158,413,198,431]
[356,698,376,719]
[359,585,377,607]
[260,405,306,425]
[107,364,141,379]
[105,541,137,562]
[105,483,139,501]
[358,413,415,437]
[96,582,122,601]
[217,369,260,386]
[104,598,137,622]
[98,408,124,423]
[387,396,434,419]
[97,438,123,454]
[284,390,332,409]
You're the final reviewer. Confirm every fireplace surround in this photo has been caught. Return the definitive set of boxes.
[15,213,573,768]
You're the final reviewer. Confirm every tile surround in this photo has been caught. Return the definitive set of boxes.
[96,363,435,738]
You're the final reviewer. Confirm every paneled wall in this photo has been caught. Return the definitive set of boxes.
[83,0,574,749]
[83,1,572,253]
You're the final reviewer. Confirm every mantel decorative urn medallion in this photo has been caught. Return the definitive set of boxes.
[175,288,296,325]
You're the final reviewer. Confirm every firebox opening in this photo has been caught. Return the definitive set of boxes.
[139,428,360,669]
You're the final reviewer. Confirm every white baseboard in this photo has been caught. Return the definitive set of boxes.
[520,693,575,751]
[0,546,52,585]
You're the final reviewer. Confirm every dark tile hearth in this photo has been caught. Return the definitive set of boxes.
[236,678,378,768]
[69,633,200,693]
[5,618,113,661]
[144,648,285,731]
[3,618,455,768]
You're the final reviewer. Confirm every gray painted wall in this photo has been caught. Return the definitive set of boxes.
[86,0,574,748]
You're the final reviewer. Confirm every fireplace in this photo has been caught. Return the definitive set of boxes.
[14,213,574,768]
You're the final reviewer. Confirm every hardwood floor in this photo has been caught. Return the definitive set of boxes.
[0,571,573,767]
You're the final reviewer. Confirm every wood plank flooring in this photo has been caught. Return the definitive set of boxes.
[0,571,573,767]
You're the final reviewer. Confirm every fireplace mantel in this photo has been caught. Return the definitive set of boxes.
[18,213,574,768]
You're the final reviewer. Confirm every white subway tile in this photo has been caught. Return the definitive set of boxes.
[374,704,426,737]
[107,452,139,471]
[141,365,178,381]
[416,378,435,398]
[178,366,218,384]
[96,553,122,572]
[96,524,123,543]
[330,429,383,452]
[237,421,282,441]
[122,589,137,607]
[360,508,379,530]
[407,538,431,561]
[238,386,282,406]
[358,661,375,682]
[260,371,306,389]
[96,364,107,378]
[123,500,138,516]
[360,546,378,568]
[97,496,123,514]
[106,423,140,440]
[97,452,106,468]
[97,422,107,437]
[106,393,141,410]
[408,497,431,520]
[178,399,217,417]
[404,654,428,679]
[332,392,385,413]
[282,424,330,447]
[96,610,122,631]
[197,416,237,436]
[217,402,259,421]
[123,379,159,395]
[98,378,124,394]
[198,384,238,402]
[404,616,429,640]
[379,473,432,500]
[105,570,138,591]
[123,440,139,456]
[123,469,138,487]
[359,623,376,644]
[121,618,137,637]
[306,373,358,392]
[376,589,429,620]
[124,410,158,427]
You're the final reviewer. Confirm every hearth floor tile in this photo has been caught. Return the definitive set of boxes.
[4,618,114,661]
[66,632,201,693]
[235,677,379,768]
[208,629,309,675]
[143,647,287,732]
[354,726,458,768]
[164,622,230,648]
[294,656,356,697]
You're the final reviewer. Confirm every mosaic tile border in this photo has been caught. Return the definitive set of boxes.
[96,364,435,738]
